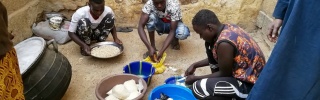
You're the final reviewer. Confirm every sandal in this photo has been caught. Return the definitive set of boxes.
[143,51,149,59]
[116,27,133,32]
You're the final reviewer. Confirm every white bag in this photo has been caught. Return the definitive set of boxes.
[32,20,71,44]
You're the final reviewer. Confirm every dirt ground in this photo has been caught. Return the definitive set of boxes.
[59,29,270,100]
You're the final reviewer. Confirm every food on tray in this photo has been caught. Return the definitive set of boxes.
[91,45,120,57]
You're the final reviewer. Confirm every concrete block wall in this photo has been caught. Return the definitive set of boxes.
[2,0,42,44]
[2,0,264,44]
[253,0,278,59]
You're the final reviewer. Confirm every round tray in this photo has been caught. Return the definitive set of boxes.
[14,37,46,74]
[90,41,124,58]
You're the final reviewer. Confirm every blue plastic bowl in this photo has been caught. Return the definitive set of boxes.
[123,61,155,85]
[149,84,197,100]
[165,76,185,84]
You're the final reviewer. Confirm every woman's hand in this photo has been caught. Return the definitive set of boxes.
[268,19,283,42]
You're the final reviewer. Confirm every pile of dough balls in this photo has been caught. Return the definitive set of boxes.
[105,79,141,100]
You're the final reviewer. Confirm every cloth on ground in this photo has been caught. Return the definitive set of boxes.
[32,20,71,44]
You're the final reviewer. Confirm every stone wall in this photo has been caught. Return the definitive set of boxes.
[2,0,263,44]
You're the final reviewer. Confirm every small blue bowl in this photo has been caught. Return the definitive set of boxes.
[123,61,155,85]
[165,76,185,84]
[149,84,197,100]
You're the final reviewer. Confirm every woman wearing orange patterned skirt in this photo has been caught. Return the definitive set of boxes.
[0,1,25,100]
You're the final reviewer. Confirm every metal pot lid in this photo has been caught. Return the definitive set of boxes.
[14,37,46,74]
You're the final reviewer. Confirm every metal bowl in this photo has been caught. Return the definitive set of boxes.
[90,41,124,58]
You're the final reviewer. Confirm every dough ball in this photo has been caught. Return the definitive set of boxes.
[125,91,141,100]
[124,79,138,93]
[105,94,119,100]
[111,84,130,99]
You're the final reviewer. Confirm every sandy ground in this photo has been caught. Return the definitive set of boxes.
[59,29,270,100]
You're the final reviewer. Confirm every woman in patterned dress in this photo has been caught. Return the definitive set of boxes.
[0,1,25,100]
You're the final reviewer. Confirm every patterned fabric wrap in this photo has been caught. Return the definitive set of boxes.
[0,48,25,100]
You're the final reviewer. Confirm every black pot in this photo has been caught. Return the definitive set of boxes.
[15,37,72,100]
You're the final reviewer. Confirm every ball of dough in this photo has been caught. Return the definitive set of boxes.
[125,91,141,100]
[124,79,138,93]
[111,84,130,99]
[106,89,112,95]
[105,94,119,100]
